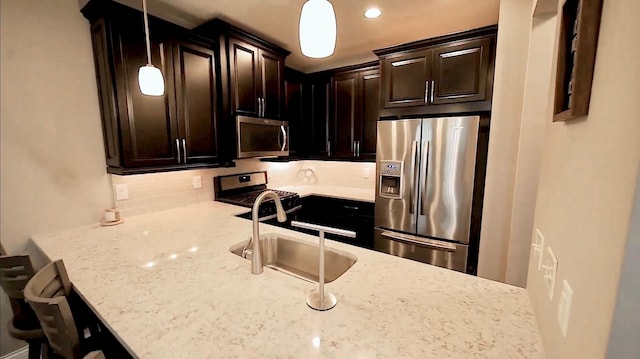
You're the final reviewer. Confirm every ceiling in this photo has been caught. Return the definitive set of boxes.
[110,0,500,73]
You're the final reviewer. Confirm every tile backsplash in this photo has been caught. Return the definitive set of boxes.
[111,160,375,218]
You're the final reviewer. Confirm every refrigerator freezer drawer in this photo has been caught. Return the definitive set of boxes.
[373,229,468,273]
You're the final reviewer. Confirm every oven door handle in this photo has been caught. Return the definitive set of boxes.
[380,231,457,252]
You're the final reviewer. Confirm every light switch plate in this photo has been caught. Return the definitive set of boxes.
[193,176,202,189]
[543,246,558,301]
[114,184,129,200]
[557,280,573,337]
[363,168,371,179]
[532,229,545,271]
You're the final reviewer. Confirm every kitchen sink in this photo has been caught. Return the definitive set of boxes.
[229,233,357,283]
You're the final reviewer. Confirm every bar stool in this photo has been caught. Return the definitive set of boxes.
[0,254,48,359]
[23,259,104,359]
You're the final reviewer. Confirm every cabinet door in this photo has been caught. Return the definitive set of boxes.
[173,40,219,163]
[115,20,179,168]
[381,50,431,108]
[359,69,380,157]
[431,38,491,104]
[307,75,330,156]
[284,68,304,156]
[331,72,359,157]
[259,49,284,119]
[229,38,260,116]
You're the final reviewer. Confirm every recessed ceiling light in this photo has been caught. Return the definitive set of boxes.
[364,8,382,19]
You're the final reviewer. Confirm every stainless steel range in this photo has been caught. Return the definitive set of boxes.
[214,171,300,219]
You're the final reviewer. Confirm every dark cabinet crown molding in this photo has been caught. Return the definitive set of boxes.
[373,25,498,58]
[195,18,291,57]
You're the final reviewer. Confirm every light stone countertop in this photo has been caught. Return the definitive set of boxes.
[274,185,375,202]
[31,200,545,359]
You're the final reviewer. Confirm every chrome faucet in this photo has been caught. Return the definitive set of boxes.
[250,191,287,274]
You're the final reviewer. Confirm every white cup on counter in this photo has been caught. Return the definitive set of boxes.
[103,208,121,223]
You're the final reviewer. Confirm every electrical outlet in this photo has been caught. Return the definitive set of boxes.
[557,280,573,337]
[542,246,558,301]
[114,184,129,200]
[193,176,202,189]
[532,229,545,271]
[363,168,371,179]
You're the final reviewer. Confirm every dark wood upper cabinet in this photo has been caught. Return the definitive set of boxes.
[317,63,379,160]
[331,72,359,157]
[305,74,331,156]
[381,50,431,109]
[284,67,304,156]
[173,39,219,163]
[431,37,491,105]
[260,49,284,119]
[229,38,260,116]
[375,25,497,118]
[82,1,224,174]
[359,69,380,157]
[224,36,286,119]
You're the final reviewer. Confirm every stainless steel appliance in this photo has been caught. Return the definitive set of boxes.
[214,171,300,219]
[236,116,288,158]
[374,116,480,273]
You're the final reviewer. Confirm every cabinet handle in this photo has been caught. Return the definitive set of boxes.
[327,141,331,157]
[261,98,266,117]
[353,141,356,157]
[430,80,435,104]
[424,80,429,103]
[182,139,187,163]
[175,139,181,164]
[257,98,261,117]
[357,141,361,157]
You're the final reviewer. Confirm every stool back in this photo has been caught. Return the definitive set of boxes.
[24,260,80,359]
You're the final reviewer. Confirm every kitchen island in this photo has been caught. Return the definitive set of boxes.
[31,200,545,358]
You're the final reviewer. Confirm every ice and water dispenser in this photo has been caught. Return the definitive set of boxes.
[378,160,403,199]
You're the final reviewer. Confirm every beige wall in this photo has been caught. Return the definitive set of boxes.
[526,0,640,358]
[477,0,532,284]
[504,12,557,287]
[0,0,113,254]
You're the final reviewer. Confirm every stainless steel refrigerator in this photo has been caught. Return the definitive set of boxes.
[374,116,480,273]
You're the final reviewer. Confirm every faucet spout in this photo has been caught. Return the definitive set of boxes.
[251,190,287,275]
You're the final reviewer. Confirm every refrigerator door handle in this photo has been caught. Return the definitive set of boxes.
[420,141,430,216]
[409,141,419,214]
[381,231,457,252]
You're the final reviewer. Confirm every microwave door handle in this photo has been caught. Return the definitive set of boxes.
[280,125,287,151]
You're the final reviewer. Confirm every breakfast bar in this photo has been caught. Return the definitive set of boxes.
[31,200,545,358]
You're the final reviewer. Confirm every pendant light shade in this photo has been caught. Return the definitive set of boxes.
[138,65,165,96]
[138,0,165,96]
[299,0,337,58]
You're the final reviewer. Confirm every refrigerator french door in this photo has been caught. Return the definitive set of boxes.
[374,116,479,272]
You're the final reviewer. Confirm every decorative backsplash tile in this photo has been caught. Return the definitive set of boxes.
[111,160,375,218]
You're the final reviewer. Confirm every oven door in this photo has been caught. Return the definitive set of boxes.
[237,116,289,158]
[373,229,468,273]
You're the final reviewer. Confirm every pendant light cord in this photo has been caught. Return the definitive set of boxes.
[142,0,152,65]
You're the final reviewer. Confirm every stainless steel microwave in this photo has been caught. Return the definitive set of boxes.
[236,116,289,159]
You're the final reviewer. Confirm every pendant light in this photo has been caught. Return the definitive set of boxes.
[138,0,165,96]
[299,0,337,58]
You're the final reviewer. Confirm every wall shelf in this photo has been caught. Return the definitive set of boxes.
[552,0,604,122]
